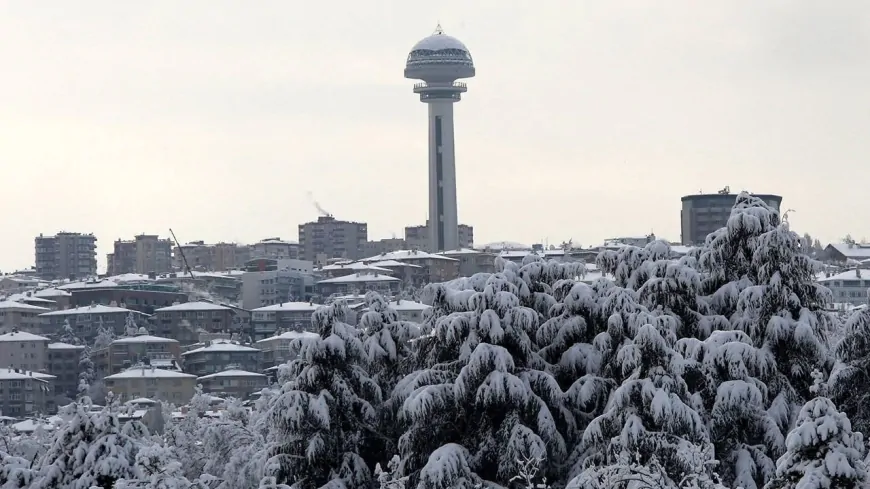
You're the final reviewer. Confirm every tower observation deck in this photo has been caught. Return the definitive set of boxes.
[404,25,475,252]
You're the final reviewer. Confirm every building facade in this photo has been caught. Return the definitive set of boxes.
[92,335,181,377]
[34,232,98,280]
[103,367,197,403]
[298,216,368,262]
[0,369,53,416]
[196,370,269,400]
[680,190,782,245]
[39,305,150,342]
[250,238,301,260]
[404,222,474,252]
[256,331,319,368]
[0,301,50,334]
[47,342,84,399]
[241,266,316,310]
[250,303,321,341]
[0,331,50,373]
[180,340,261,377]
[153,302,237,344]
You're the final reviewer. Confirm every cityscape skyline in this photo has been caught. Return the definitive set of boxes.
[1,1,868,271]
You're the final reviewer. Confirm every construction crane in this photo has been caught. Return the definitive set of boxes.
[168,228,195,279]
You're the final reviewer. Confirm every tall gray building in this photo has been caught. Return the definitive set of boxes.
[35,232,98,280]
[680,189,782,245]
[298,215,367,262]
[405,221,474,252]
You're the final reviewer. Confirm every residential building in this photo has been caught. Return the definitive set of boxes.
[0,301,50,334]
[405,222,474,252]
[318,261,394,279]
[298,215,368,262]
[153,302,237,344]
[181,340,261,377]
[256,331,319,368]
[363,238,407,258]
[680,189,782,245]
[0,276,42,293]
[818,269,870,306]
[4,292,57,311]
[103,366,197,403]
[250,302,321,341]
[92,334,181,377]
[38,305,150,342]
[173,241,214,271]
[34,232,98,280]
[0,368,53,416]
[67,284,187,315]
[360,250,460,285]
[196,369,269,399]
[47,342,85,399]
[251,238,301,260]
[156,271,243,304]
[361,299,430,323]
[211,242,250,271]
[825,243,870,264]
[108,239,136,276]
[111,234,173,275]
[438,249,497,276]
[33,288,72,310]
[241,263,316,310]
[316,273,402,297]
[0,331,50,373]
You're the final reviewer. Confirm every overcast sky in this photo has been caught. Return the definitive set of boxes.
[1,1,868,272]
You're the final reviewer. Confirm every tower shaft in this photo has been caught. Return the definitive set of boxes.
[426,100,459,252]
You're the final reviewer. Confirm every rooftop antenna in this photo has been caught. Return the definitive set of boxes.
[434,22,444,35]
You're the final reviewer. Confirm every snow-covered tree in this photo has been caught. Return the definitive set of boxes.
[79,345,95,400]
[125,313,139,337]
[580,324,711,485]
[59,319,79,346]
[28,398,150,489]
[263,302,379,488]
[94,319,115,350]
[764,397,868,489]
[395,273,569,487]
[830,306,870,435]
[164,386,210,481]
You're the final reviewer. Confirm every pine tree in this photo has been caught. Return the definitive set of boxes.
[78,345,95,400]
[830,306,870,435]
[59,319,79,346]
[764,397,869,489]
[263,302,378,488]
[395,274,569,487]
[125,313,139,337]
[94,319,115,350]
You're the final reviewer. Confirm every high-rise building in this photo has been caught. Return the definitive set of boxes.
[404,25,475,252]
[35,232,97,280]
[108,234,172,276]
[680,188,782,245]
[298,215,368,262]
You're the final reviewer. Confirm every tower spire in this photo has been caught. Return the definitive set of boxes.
[434,22,444,35]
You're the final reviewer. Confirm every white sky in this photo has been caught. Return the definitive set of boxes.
[1,1,868,271]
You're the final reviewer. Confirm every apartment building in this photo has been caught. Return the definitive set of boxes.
[250,302,321,341]
[211,242,250,271]
[438,249,498,276]
[0,368,53,416]
[4,293,57,310]
[153,302,237,343]
[360,299,431,323]
[180,340,261,377]
[256,330,319,369]
[0,331,50,373]
[817,269,870,306]
[47,342,84,399]
[0,277,42,294]
[404,222,474,252]
[0,301,49,334]
[360,250,460,286]
[298,215,368,262]
[241,263,316,310]
[315,273,402,297]
[197,369,269,400]
[103,366,197,403]
[39,304,150,341]
[93,334,181,377]
[251,238,301,260]
[680,189,783,245]
[33,288,72,310]
[35,232,98,280]
[108,235,173,276]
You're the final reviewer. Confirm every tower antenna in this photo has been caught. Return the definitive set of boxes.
[434,22,444,35]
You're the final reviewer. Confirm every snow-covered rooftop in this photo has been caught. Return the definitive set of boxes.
[0,300,50,312]
[4,293,56,305]
[0,368,52,380]
[317,273,401,284]
[319,262,392,273]
[33,287,72,298]
[828,243,870,259]
[40,304,149,316]
[112,334,178,345]
[56,280,119,290]
[105,367,196,379]
[154,301,231,312]
[480,241,530,251]
[437,248,487,256]
[0,331,49,342]
[386,300,430,312]
[252,301,321,313]
[368,259,422,268]
[362,250,457,262]
[48,342,85,350]
[818,269,869,282]
[256,331,319,343]
[197,369,267,380]
[11,416,63,433]
[125,397,157,405]
[181,341,259,356]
